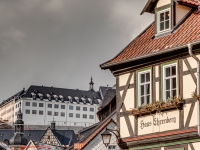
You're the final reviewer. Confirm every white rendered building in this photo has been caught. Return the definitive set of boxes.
[1,79,105,127]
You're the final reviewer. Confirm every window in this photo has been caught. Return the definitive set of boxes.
[32,110,37,114]
[61,105,65,109]
[83,114,87,118]
[163,62,178,100]
[69,105,73,110]
[39,103,43,107]
[138,69,151,106]
[32,102,37,107]
[48,104,52,108]
[90,107,94,112]
[61,112,65,117]
[83,107,87,111]
[76,106,80,110]
[54,104,59,109]
[39,110,43,115]
[108,145,116,150]
[25,102,30,106]
[69,113,73,117]
[76,114,80,118]
[25,109,30,114]
[89,115,94,119]
[54,112,58,116]
[47,111,52,116]
[157,8,170,33]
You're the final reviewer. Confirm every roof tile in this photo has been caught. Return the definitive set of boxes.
[103,9,200,67]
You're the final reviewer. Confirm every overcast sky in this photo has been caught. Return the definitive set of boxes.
[0,0,153,102]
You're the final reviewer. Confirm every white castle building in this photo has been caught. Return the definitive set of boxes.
[0,78,108,127]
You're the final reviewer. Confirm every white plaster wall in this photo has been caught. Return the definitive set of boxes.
[120,116,130,138]
[189,102,197,127]
[155,65,159,78]
[176,4,191,24]
[184,103,197,128]
[14,98,99,127]
[123,89,135,111]
[190,142,200,150]
[119,73,134,87]
[156,0,171,8]
[184,103,191,125]
[183,74,196,99]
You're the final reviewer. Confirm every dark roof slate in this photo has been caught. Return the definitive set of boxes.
[101,89,116,108]
[0,129,77,146]
[99,86,112,99]
[23,85,101,104]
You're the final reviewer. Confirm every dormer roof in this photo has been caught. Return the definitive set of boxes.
[141,0,200,15]
[101,9,200,69]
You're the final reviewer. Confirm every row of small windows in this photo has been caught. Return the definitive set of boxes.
[69,105,94,112]
[68,113,94,119]
[24,102,94,112]
[24,110,66,117]
[25,102,65,109]
[23,110,94,119]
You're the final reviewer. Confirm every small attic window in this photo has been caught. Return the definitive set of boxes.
[88,98,92,105]
[157,8,171,33]
[68,96,73,103]
[74,97,79,103]
[59,95,64,101]
[38,93,43,100]
[53,95,58,101]
[31,92,36,100]
[46,94,51,101]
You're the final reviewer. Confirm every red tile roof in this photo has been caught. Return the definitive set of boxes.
[180,0,200,6]
[101,9,200,68]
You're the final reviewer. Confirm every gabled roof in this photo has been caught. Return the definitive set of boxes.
[141,0,200,15]
[99,86,112,99]
[0,129,77,147]
[101,9,200,69]
[72,111,116,150]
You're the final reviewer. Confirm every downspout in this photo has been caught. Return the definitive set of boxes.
[188,43,200,136]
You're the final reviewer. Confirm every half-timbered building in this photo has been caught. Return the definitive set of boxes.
[101,0,200,149]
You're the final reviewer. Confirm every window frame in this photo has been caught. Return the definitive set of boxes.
[162,61,178,100]
[137,68,152,107]
[32,110,37,115]
[76,106,80,111]
[39,103,44,107]
[69,105,73,110]
[39,110,43,115]
[157,7,171,33]
[61,105,65,109]
[25,102,30,106]
[83,107,87,111]
[69,113,73,117]
[25,109,30,114]
[32,102,37,107]
[48,104,52,108]
[54,104,59,109]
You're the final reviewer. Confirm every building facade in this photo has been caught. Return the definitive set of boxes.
[0,79,105,127]
[101,0,200,149]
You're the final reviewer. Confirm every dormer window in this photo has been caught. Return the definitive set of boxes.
[31,92,36,100]
[53,95,58,101]
[157,8,171,33]
[38,93,43,100]
[59,95,64,101]
[46,94,51,101]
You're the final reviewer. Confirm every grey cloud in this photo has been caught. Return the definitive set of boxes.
[0,0,153,102]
